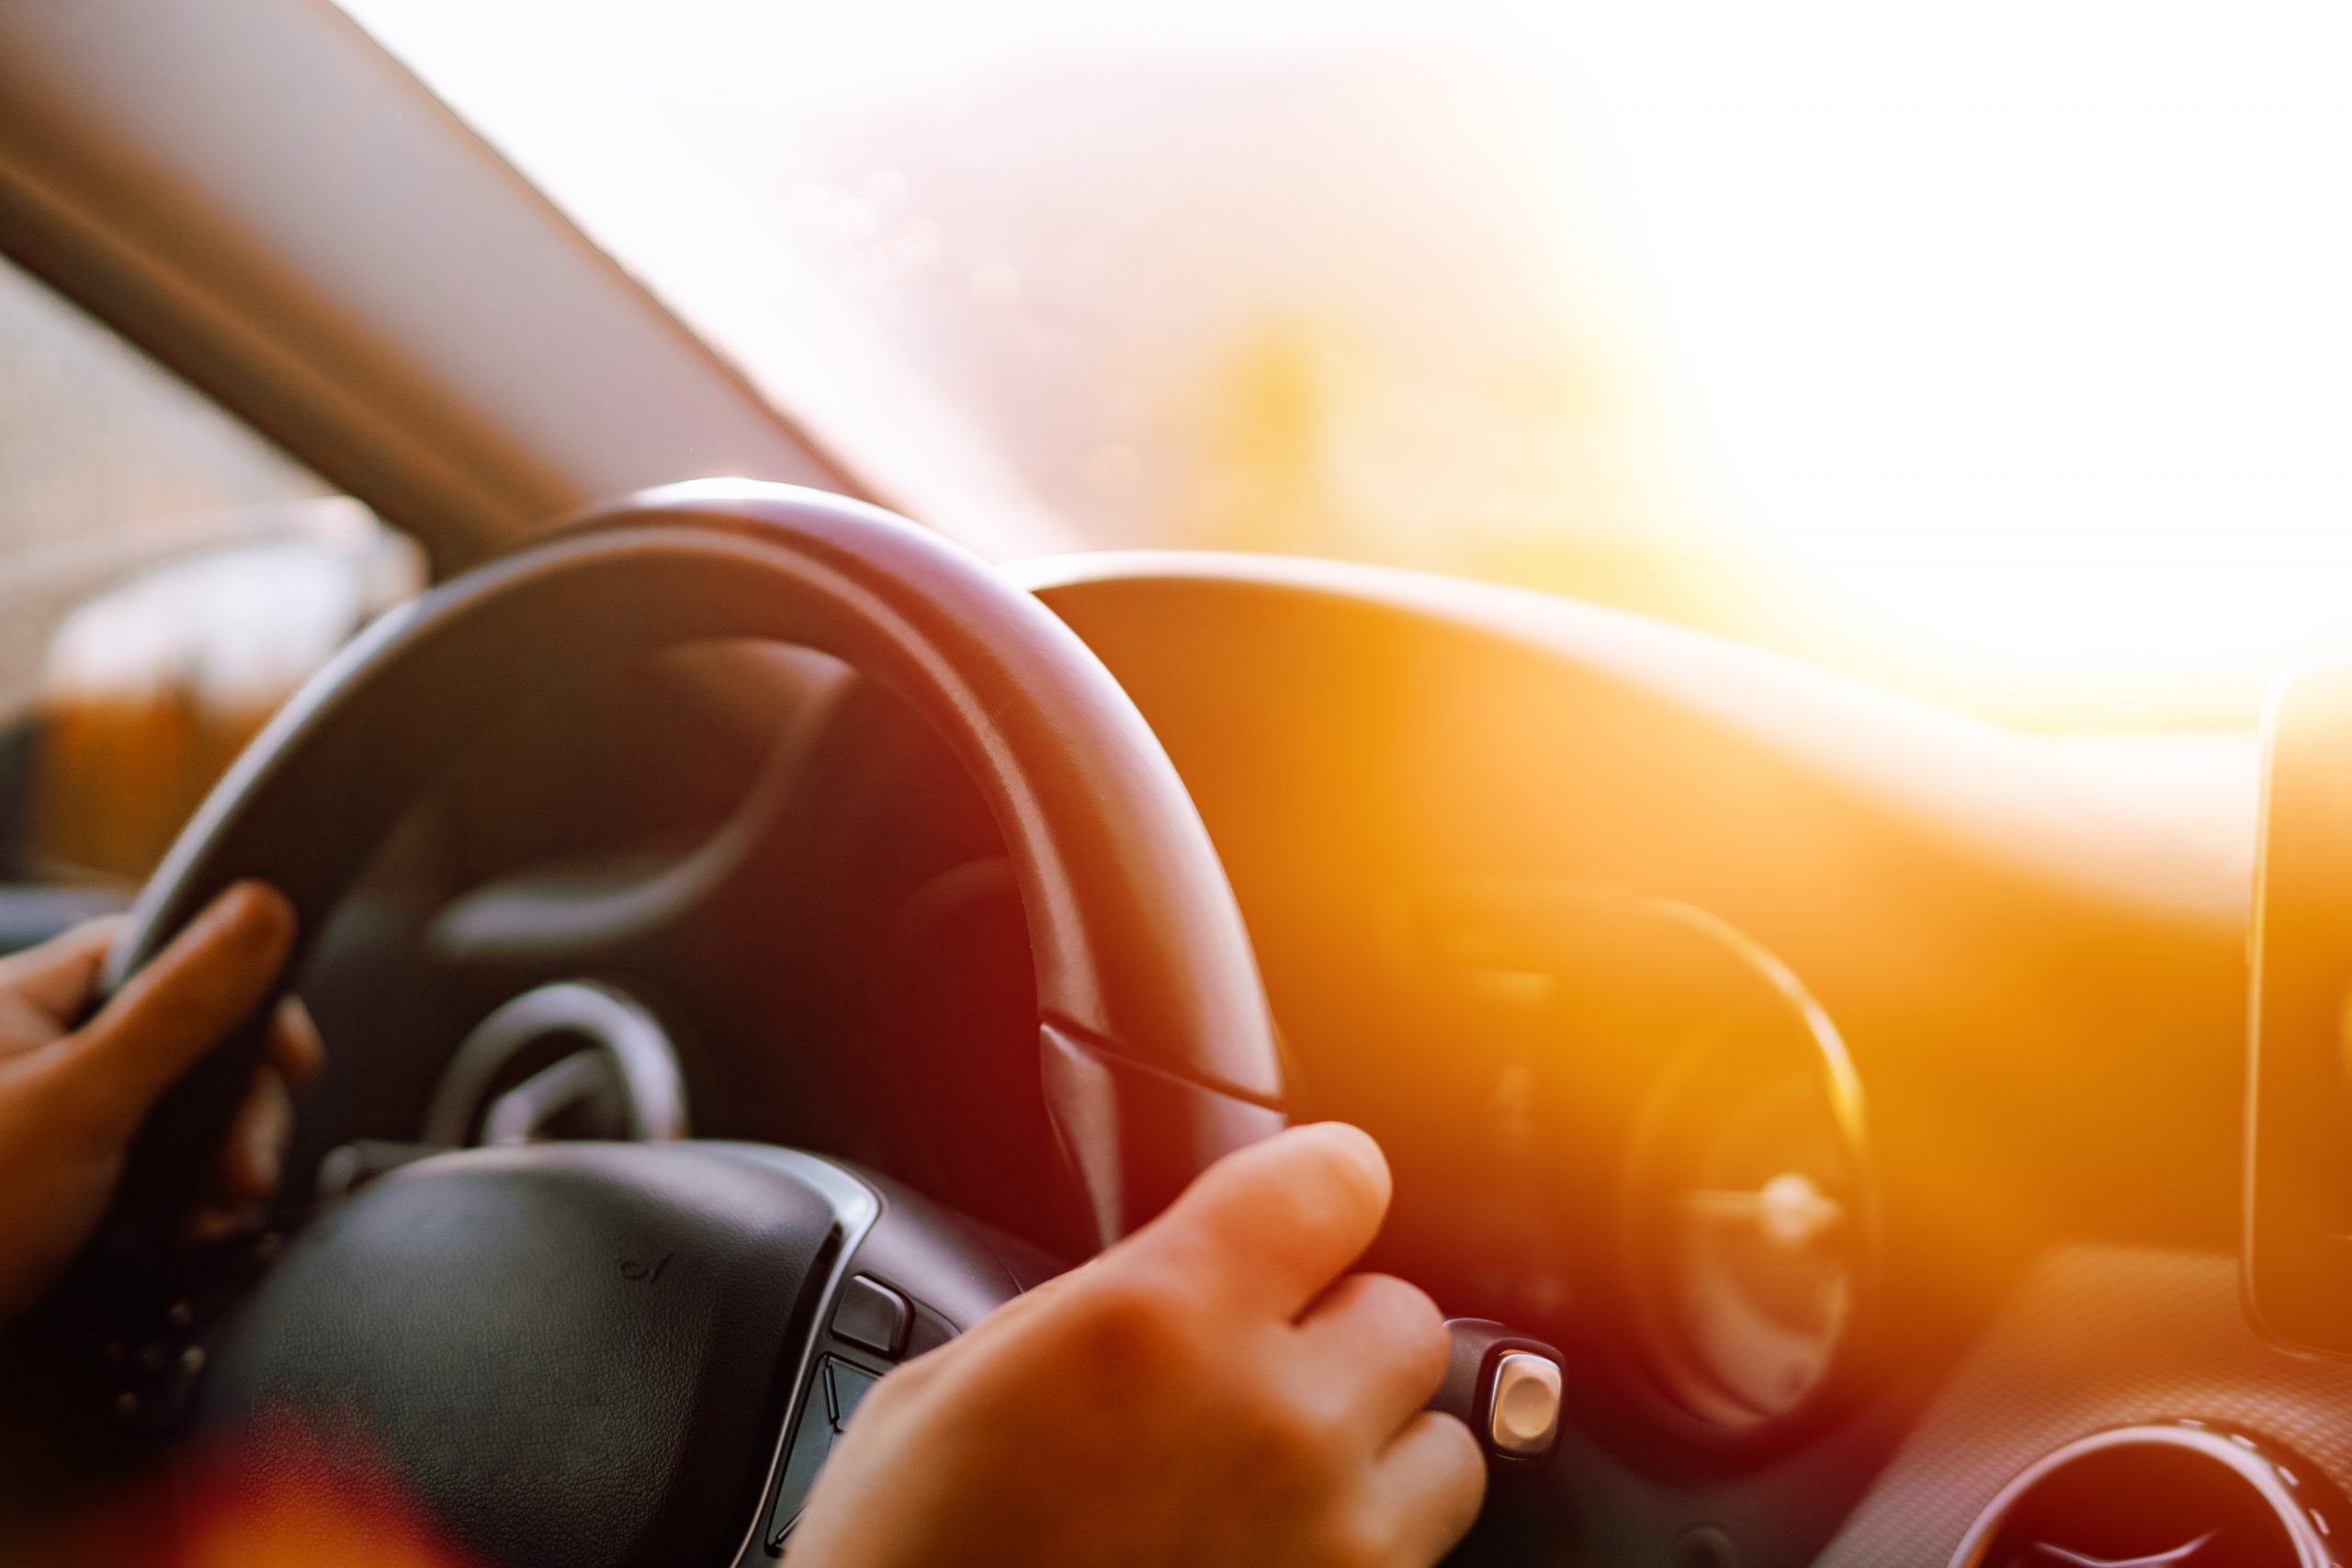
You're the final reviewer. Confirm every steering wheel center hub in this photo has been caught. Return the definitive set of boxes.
[199,1144,861,1568]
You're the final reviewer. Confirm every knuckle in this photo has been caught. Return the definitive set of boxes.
[1067,1272,1199,1382]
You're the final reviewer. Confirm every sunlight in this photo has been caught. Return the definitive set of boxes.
[336,0,2352,726]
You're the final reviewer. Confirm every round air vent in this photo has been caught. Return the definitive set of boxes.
[1611,903,1874,1438]
[1952,1422,2346,1568]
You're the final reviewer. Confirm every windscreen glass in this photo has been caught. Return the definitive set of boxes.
[336,0,2352,728]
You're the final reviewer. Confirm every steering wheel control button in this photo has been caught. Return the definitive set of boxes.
[764,1357,898,1550]
[766,1396,842,1551]
[766,1360,889,1551]
[831,1275,910,1357]
[1951,1422,2348,1568]
[825,1359,882,1432]
[1487,1352,1564,1459]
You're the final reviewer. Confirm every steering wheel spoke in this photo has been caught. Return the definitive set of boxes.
[1039,1020,1289,1248]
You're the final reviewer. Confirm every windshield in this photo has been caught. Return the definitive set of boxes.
[335,0,2352,729]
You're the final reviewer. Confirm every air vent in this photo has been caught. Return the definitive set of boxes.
[1952,1422,2345,1568]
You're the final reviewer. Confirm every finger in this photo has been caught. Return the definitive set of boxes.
[0,917,124,1043]
[54,883,296,1131]
[1363,1410,1487,1567]
[1117,1122,1392,1319]
[217,1066,293,1201]
[266,997,326,1085]
[1292,1272,1452,1439]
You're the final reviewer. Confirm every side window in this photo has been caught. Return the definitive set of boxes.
[0,254,422,888]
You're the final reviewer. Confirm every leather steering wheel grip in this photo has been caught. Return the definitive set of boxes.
[99,479,1286,1256]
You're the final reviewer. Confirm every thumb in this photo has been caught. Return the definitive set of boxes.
[50,883,298,1135]
[1110,1122,1392,1321]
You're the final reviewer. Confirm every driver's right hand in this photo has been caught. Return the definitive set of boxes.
[787,1122,1487,1568]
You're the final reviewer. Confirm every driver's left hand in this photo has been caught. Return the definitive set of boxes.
[0,881,322,1325]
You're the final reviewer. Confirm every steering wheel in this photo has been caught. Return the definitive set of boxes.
[81,481,1291,1567]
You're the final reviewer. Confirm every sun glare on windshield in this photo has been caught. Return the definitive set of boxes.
[338,0,2352,728]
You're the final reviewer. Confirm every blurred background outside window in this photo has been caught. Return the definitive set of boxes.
[341,0,2352,729]
[0,255,422,887]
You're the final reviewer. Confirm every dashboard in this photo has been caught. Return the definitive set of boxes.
[288,550,2319,1566]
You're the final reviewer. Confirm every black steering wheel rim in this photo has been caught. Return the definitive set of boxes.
[99,479,1287,1258]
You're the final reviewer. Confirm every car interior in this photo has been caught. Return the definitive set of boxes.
[3,4,2351,1566]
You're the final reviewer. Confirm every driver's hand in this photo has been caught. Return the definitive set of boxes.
[789,1122,1487,1568]
[0,882,322,1325]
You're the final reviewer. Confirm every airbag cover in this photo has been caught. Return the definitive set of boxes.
[197,1143,840,1568]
